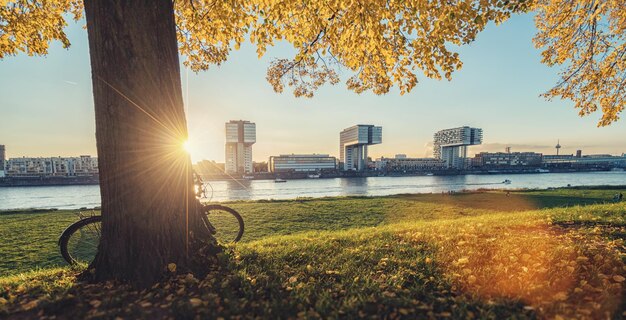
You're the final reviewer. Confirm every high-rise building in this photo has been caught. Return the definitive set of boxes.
[433,126,482,169]
[339,125,382,171]
[225,120,256,174]
[0,145,5,178]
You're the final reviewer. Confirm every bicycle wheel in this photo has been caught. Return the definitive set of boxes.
[203,205,244,243]
[59,216,101,265]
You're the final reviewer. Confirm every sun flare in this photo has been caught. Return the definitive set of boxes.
[182,140,192,154]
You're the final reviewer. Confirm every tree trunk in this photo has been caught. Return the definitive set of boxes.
[84,0,206,286]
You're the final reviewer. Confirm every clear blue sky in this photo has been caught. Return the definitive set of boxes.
[1,13,624,162]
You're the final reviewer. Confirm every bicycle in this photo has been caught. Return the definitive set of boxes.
[59,172,244,265]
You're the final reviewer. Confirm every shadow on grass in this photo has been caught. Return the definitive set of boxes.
[2,246,539,320]
[391,192,614,212]
[0,208,59,216]
[521,194,611,209]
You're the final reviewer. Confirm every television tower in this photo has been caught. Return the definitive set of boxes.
[555,139,561,156]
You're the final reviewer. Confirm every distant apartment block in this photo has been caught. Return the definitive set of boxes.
[5,155,98,177]
[225,120,256,174]
[433,126,482,169]
[542,154,626,168]
[471,152,543,168]
[376,157,445,172]
[269,154,337,173]
[0,145,5,178]
[340,125,382,171]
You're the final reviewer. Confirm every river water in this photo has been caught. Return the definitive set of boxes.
[1,171,625,210]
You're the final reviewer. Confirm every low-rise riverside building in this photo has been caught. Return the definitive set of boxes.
[269,154,337,173]
[542,154,626,169]
[376,157,446,172]
[471,152,543,168]
[470,151,626,170]
[5,155,98,177]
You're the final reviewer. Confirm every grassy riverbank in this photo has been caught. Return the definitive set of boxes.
[1,187,624,318]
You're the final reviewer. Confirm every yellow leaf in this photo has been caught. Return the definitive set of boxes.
[167,263,177,273]
[189,298,203,307]
[613,275,625,282]
[553,292,568,301]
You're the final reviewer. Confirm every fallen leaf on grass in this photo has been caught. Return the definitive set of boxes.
[189,298,202,307]
[21,299,38,311]
[553,292,568,301]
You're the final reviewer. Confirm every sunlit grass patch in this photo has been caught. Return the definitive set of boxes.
[233,205,625,318]
[399,217,625,318]
[234,226,532,318]
[0,267,81,314]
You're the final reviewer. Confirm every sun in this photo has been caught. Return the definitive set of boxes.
[182,140,192,154]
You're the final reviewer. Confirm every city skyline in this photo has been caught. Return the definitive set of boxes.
[2,123,623,165]
[1,14,626,162]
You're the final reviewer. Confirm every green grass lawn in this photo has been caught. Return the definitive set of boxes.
[0,188,624,318]
[0,209,91,275]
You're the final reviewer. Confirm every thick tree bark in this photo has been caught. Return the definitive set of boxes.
[84,0,207,286]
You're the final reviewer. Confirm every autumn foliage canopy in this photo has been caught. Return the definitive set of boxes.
[1,0,624,125]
